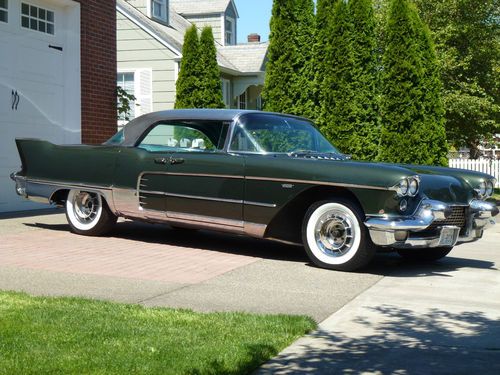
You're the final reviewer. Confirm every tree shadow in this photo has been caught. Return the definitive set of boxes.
[260,305,500,374]
[23,220,496,276]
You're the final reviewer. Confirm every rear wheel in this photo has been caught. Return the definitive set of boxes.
[302,199,376,271]
[397,247,453,262]
[65,189,117,236]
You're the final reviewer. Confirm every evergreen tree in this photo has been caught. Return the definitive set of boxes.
[198,27,225,108]
[175,25,202,109]
[378,0,447,165]
[319,0,379,160]
[262,0,315,117]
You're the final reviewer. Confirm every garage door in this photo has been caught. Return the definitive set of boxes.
[0,0,80,212]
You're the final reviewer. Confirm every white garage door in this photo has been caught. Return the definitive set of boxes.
[0,0,81,212]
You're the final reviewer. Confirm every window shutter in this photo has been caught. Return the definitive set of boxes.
[134,68,152,116]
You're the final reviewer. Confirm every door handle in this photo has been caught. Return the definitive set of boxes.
[154,157,167,165]
[169,157,185,165]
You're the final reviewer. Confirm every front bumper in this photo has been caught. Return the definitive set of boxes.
[365,199,498,249]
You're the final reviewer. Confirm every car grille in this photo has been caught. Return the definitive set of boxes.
[428,206,467,231]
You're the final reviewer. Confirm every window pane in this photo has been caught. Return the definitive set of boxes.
[30,5,37,17]
[30,18,37,30]
[39,21,45,32]
[0,0,7,10]
[0,10,6,23]
[47,10,53,22]
[39,8,45,20]
[21,3,29,15]
[47,23,54,34]
[21,15,29,27]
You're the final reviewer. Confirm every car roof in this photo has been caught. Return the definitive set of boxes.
[119,109,311,146]
[119,109,261,146]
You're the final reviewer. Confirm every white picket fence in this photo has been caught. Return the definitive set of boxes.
[448,159,500,187]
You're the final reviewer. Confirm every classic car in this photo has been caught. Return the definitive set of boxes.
[11,109,499,271]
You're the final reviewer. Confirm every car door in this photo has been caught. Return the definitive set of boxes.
[164,123,245,227]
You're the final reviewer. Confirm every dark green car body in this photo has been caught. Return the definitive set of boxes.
[12,109,498,250]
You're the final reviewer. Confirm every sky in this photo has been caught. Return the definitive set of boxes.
[234,0,273,43]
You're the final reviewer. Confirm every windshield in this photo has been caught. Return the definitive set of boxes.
[230,113,339,154]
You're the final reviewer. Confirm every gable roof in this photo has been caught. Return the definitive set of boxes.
[117,0,263,75]
[218,42,268,73]
[170,0,239,17]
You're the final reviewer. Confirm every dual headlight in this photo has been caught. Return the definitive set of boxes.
[476,180,495,199]
[395,176,419,197]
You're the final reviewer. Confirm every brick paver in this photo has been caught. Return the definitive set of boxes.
[0,225,260,284]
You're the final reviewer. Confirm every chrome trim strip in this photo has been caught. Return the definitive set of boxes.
[139,171,244,180]
[168,192,242,205]
[166,211,244,227]
[244,200,277,208]
[27,178,111,192]
[246,176,391,191]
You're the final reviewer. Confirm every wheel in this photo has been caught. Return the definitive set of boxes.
[397,247,453,262]
[302,198,376,271]
[65,189,117,236]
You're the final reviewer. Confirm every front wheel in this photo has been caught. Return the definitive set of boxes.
[65,190,117,236]
[397,247,453,262]
[302,199,376,271]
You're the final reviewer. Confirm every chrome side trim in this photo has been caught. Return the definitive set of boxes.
[166,211,244,227]
[27,178,110,192]
[245,176,391,191]
[138,171,244,180]
[244,201,277,208]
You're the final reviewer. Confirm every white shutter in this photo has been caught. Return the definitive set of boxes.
[134,68,152,116]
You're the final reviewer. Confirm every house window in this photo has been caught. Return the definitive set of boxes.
[225,17,235,45]
[0,0,8,23]
[21,3,54,35]
[221,79,231,108]
[151,0,167,23]
[239,91,246,110]
[117,72,136,121]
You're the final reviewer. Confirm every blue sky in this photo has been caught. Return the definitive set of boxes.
[234,0,273,43]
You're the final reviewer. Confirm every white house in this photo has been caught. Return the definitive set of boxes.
[116,0,268,122]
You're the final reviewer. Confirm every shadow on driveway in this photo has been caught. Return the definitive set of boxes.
[260,306,500,374]
[24,220,496,277]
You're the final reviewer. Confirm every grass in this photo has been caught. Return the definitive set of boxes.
[0,291,316,374]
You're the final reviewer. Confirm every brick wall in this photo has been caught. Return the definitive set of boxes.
[75,0,117,144]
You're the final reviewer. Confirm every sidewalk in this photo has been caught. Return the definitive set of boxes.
[258,225,500,374]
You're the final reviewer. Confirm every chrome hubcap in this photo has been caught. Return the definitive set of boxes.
[73,191,100,224]
[315,211,354,257]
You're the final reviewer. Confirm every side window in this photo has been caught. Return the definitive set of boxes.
[230,125,258,152]
[139,124,217,152]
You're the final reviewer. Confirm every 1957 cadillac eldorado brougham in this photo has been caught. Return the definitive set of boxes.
[11,109,499,271]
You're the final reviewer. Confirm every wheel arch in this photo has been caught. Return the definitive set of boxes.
[264,186,365,244]
[50,188,116,213]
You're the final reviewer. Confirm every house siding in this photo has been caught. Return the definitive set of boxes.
[117,12,178,111]
[184,14,222,44]
[75,0,117,145]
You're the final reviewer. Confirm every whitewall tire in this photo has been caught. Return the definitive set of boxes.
[302,199,376,271]
[65,189,117,236]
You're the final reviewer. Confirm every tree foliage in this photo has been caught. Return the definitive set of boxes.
[378,0,448,165]
[318,0,380,160]
[413,0,500,158]
[262,0,315,118]
[199,27,225,109]
[175,26,224,109]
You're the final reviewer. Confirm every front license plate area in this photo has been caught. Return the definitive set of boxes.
[439,227,459,247]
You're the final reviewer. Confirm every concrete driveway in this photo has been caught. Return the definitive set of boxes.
[1,209,499,374]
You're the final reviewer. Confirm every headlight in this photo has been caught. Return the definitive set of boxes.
[408,178,419,197]
[397,179,409,196]
[477,181,486,197]
[485,180,494,197]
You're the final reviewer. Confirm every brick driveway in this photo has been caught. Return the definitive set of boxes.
[0,218,260,284]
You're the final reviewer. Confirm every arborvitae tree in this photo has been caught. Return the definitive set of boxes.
[175,25,202,109]
[319,0,379,160]
[378,0,447,165]
[313,0,337,110]
[262,0,315,117]
[198,27,225,108]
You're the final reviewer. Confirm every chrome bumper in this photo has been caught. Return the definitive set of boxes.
[365,199,498,249]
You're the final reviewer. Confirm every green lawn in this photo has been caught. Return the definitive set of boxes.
[0,291,316,374]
